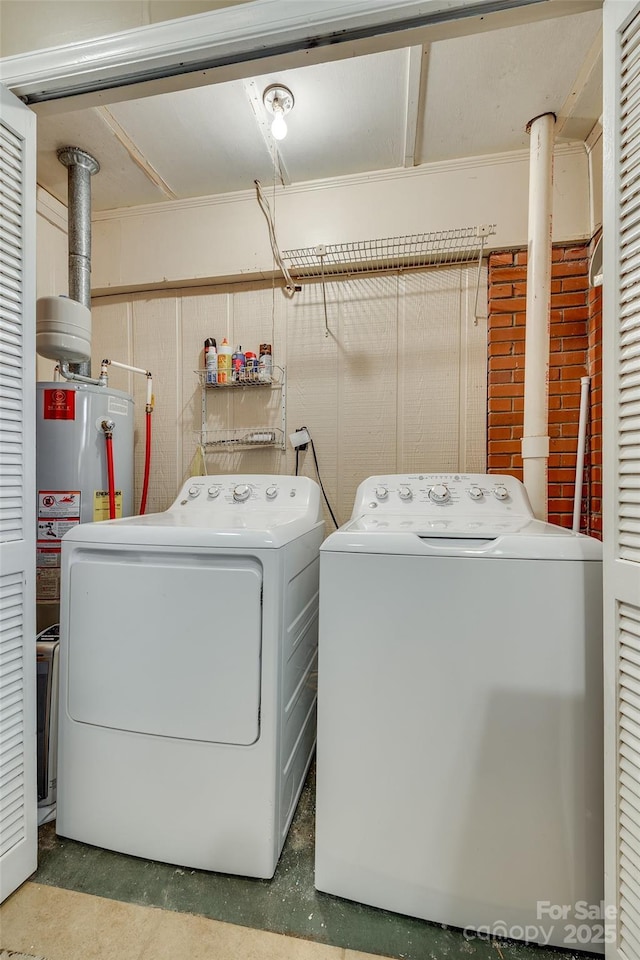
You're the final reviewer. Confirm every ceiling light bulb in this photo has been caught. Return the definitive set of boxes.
[263,84,294,141]
[271,107,287,141]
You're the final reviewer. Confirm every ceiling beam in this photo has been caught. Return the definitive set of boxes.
[95,106,179,199]
[1,0,602,116]
[403,44,429,167]
[243,79,292,186]
[586,115,603,151]
[555,25,603,139]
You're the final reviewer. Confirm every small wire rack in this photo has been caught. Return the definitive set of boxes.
[197,367,282,388]
[200,428,285,450]
[282,225,496,279]
[197,366,287,451]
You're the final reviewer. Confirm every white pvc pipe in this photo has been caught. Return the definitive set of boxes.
[106,359,149,376]
[104,358,154,409]
[572,376,591,533]
[522,112,555,521]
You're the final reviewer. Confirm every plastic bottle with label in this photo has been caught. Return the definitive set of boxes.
[258,343,273,383]
[205,341,218,385]
[217,338,232,384]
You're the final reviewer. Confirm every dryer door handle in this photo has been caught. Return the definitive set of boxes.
[417,536,497,552]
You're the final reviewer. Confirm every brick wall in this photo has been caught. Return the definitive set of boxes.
[487,242,602,537]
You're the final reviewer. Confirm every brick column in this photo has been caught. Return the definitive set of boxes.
[488,243,599,535]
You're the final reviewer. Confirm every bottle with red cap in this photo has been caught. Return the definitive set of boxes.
[245,351,258,381]
[232,345,246,383]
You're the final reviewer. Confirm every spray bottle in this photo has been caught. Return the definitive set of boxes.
[232,345,246,383]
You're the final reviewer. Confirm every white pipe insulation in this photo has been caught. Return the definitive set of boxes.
[522,112,555,521]
[572,376,591,533]
[104,359,154,408]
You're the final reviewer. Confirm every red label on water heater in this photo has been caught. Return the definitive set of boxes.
[43,388,75,420]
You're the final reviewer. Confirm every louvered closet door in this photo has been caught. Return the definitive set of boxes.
[0,84,37,903]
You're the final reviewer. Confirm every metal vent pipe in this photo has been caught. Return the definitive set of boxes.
[57,146,100,378]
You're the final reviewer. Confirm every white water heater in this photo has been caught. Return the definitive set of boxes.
[35,381,135,608]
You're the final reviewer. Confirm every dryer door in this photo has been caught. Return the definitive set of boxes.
[66,550,262,745]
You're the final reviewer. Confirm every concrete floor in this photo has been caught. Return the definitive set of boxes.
[15,766,594,960]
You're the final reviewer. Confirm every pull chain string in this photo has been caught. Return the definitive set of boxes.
[321,255,329,337]
[253,180,295,295]
[271,141,277,350]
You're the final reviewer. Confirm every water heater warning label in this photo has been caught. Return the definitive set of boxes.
[39,491,80,517]
[43,388,75,420]
[37,490,81,601]
[38,518,78,540]
[107,396,129,417]
[37,563,60,601]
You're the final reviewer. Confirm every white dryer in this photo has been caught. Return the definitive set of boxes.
[315,473,603,952]
[57,475,324,879]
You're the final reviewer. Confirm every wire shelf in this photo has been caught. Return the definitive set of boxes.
[282,225,496,279]
[200,428,285,450]
[197,365,283,388]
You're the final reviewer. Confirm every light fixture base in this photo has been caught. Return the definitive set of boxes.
[263,84,294,118]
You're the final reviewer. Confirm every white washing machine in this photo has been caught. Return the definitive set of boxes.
[57,475,324,879]
[315,473,603,952]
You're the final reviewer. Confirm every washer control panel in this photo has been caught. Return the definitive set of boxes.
[354,473,534,520]
[172,475,318,512]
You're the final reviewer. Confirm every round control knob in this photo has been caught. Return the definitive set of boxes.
[492,484,509,501]
[188,486,200,498]
[398,485,413,501]
[429,483,450,504]
[233,484,251,502]
[468,485,483,501]
[207,486,220,498]
[265,485,278,500]
[374,485,389,500]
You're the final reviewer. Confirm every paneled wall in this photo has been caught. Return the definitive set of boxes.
[89,264,487,525]
[92,146,590,295]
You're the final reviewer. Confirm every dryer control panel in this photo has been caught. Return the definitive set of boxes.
[351,473,534,520]
[171,475,321,516]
